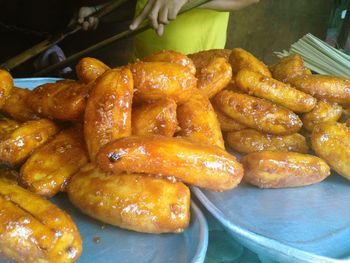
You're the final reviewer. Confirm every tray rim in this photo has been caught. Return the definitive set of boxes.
[193,186,350,263]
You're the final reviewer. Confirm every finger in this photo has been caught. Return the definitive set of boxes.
[83,21,89,31]
[157,24,164,36]
[168,8,177,20]
[158,6,169,24]
[93,18,99,30]
[88,16,95,29]
[130,0,155,30]
[168,2,184,20]
[78,17,84,24]
[148,1,161,30]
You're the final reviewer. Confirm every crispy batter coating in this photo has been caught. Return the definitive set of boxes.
[311,122,350,180]
[0,119,59,166]
[84,68,133,161]
[0,166,18,181]
[130,61,196,104]
[224,79,244,93]
[68,164,190,234]
[188,49,231,71]
[0,118,20,140]
[27,80,89,121]
[0,177,82,263]
[212,104,247,132]
[269,54,311,83]
[142,50,196,75]
[229,48,271,77]
[236,69,316,113]
[96,135,243,192]
[214,90,302,135]
[1,87,40,122]
[177,90,224,148]
[196,57,232,98]
[20,126,88,197]
[241,151,330,188]
[302,100,342,132]
[291,75,350,104]
[132,98,177,137]
[76,57,110,84]
[0,70,13,108]
[226,129,308,154]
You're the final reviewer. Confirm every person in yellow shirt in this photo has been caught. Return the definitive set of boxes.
[129,0,259,58]
[76,0,259,58]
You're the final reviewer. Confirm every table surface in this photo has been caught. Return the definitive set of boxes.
[203,207,277,263]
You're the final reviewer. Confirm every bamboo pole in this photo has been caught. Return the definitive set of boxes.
[33,0,211,77]
[0,0,128,71]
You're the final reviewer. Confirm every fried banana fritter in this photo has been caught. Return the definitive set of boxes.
[96,135,243,192]
[84,68,133,161]
[226,129,308,154]
[132,98,177,137]
[0,177,82,263]
[214,90,302,135]
[68,164,190,234]
[241,151,330,188]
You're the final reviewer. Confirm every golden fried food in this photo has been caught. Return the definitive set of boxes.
[76,57,110,84]
[196,57,232,98]
[0,118,19,140]
[0,166,18,181]
[1,87,40,122]
[20,126,88,197]
[343,105,350,115]
[96,135,243,192]
[27,80,89,121]
[177,90,224,148]
[0,70,13,108]
[229,48,271,77]
[0,119,59,166]
[0,177,82,263]
[269,54,311,83]
[235,69,316,113]
[291,75,350,104]
[142,50,196,75]
[224,79,244,93]
[68,164,190,234]
[241,151,330,188]
[84,67,133,161]
[130,61,196,104]
[132,98,177,137]
[188,49,231,71]
[214,90,302,135]
[302,100,342,132]
[311,122,350,180]
[226,129,308,154]
[212,105,247,132]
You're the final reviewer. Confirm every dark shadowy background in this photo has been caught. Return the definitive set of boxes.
[0,0,341,77]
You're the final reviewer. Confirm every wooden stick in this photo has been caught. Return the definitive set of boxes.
[33,0,211,77]
[0,0,128,71]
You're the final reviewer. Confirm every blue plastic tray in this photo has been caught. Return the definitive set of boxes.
[194,172,350,263]
[2,78,209,263]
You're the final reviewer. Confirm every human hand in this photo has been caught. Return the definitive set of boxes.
[130,0,188,36]
[200,0,260,11]
[77,6,99,31]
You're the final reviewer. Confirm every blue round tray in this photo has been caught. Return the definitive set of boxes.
[194,172,350,263]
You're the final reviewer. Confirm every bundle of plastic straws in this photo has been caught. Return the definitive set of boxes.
[275,33,350,78]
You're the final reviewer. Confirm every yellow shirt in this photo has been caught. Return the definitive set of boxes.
[133,0,229,59]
